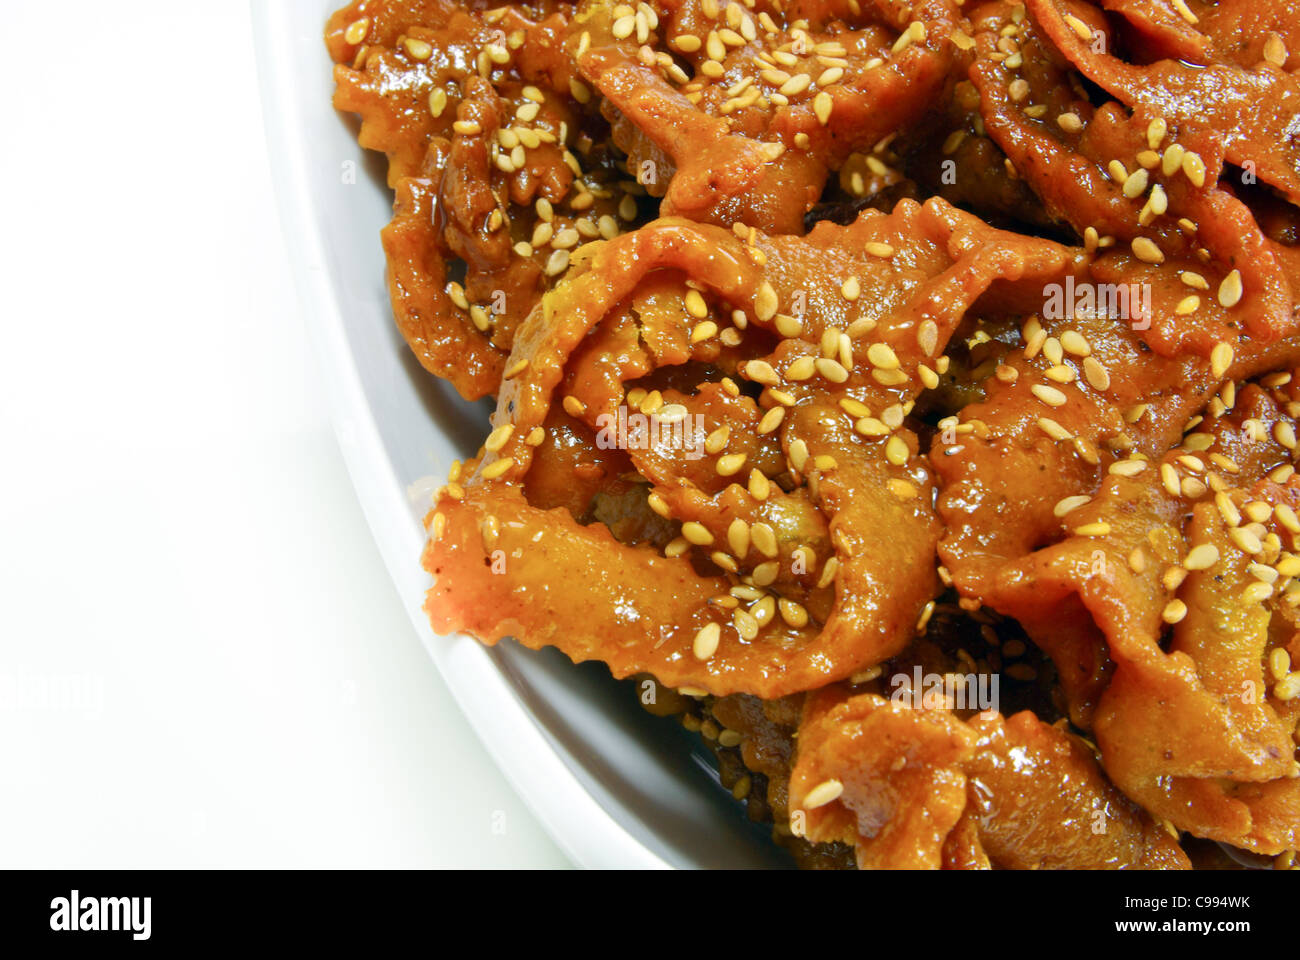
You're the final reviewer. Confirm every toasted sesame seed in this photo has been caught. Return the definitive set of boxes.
[1242,581,1274,604]
[1081,356,1110,391]
[717,452,748,476]
[1074,521,1111,537]
[864,241,894,258]
[867,343,900,369]
[693,621,721,660]
[815,357,849,383]
[1131,237,1164,264]
[884,435,909,466]
[802,778,843,809]
[1184,543,1219,570]
[484,423,515,452]
[758,405,785,434]
[813,91,833,125]
[1230,526,1263,554]
[1064,13,1093,40]
[1210,341,1234,379]
[1110,459,1147,477]
[481,456,514,480]
[750,522,779,559]
[682,521,714,547]
[783,357,815,381]
[690,320,718,344]
[1218,269,1243,308]
[745,359,779,386]
[1161,142,1186,177]
[1275,673,1300,701]
[774,314,803,338]
[1037,417,1071,441]
[1054,495,1091,517]
[1032,383,1068,407]
[1275,420,1297,450]
[1182,150,1206,188]
[778,598,809,628]
[1162,599,1187,623]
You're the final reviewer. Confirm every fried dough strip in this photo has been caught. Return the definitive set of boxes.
[424,200,1072,696]
[1027,0,1300,205]
[572,0,961,231]
[788,687,1189,868]
[967,384,1300,854]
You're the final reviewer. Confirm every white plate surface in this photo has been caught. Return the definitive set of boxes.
[252,0,790,869]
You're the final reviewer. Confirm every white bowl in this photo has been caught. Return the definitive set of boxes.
[252,0,789,868]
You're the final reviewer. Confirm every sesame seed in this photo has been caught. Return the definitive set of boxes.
[745,359,779,386]
[774,314,803,338]
[704,425,729,455]
[884,435,909,466]
[1182,151,1206,188]
[867,343,900,369]
[758,405,785,434]
[481,456,514,480]
[1218,270,1243,308]
[815,357,849,383]
[748,469,770,501]
[1032,383,1068,407]
[1275,674,1300,701]
[1210,341,1234,378]
[1074,522,1112,537]
[1242,582,1274,604]
[1184,543,1219,570]
[917,319,939,356]
[1037,417,1071,441]
[690,320,718,343]
[717,453,748,476]
[484,424,514,452]
[1110,459,1147,477]
[813,91,833,125]
[1161,143,1187,177]
[864,241,894,258]
[1275,420,1297,450]
[841,276,860,300]
[1054,495,1091,517]
[1122,167,1149,198]
[1064,13,1092,40]
[1230,526,1263,554]
[1057,112,1083,134]
[1082,356,1111,390]
[403,37,433,59]
[802,778,843,809]
[682,521,715,547]
[1263,32,1288,66]
[1162,599,1187,623]
[1131,237,1164,263]
[785,437,810,473]
[778,598,809,628]
[693,622,721,660]
[1145,118,1167,150]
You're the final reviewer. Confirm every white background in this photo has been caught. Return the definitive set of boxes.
[0,1,567,867]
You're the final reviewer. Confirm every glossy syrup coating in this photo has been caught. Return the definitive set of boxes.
[329,0,1300,868]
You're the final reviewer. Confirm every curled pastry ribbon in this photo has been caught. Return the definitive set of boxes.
[329,0,1300,863]
[425,199,1070,698]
